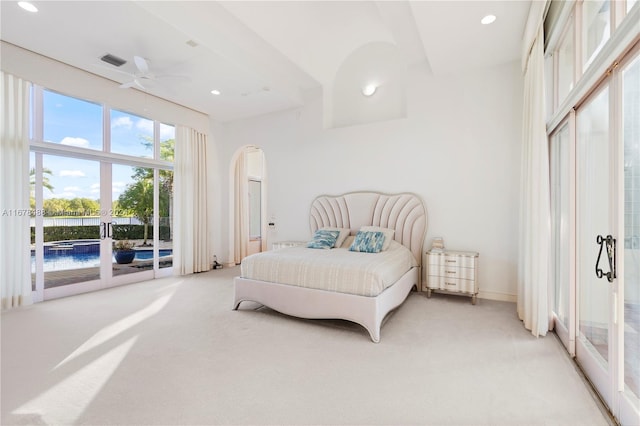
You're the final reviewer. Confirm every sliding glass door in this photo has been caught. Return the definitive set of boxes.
[567,48,640,425]
[550,121,574,351]
[619,50,640,425]
[29,86,175,300]
[550,45,640,425]
[31,154,103,292]
[576,82,614,407]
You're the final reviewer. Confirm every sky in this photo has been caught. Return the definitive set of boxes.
[35,90,174,204]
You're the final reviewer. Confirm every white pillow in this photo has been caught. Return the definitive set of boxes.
[360,226,395,251]
[320,227,351,248]
[341,235,356,248]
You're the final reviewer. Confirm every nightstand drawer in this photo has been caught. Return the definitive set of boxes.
[428,264,475,280]
[427,276,476,294]
[428,254,476,269]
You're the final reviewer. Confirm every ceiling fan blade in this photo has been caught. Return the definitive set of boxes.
[134,56,149,74]
[119,79,145,90]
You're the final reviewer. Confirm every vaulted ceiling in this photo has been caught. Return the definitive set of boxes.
[0,0,531,122]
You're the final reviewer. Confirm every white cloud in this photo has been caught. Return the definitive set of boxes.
[59,170,85,177]
[135,119,153,136]
[118,119,174,141]
[112,116,133,129]
[112,181,127,189]
[90,183,100,190]
[63,186,81,192]
[60,137,90,148]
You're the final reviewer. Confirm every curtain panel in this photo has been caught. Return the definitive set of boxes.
[518,6,551,337]
[0,72,33,309]
[233,150,248,264]
[174,126,212,275]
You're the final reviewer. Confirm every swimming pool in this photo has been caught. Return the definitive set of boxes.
[31,247,173,272]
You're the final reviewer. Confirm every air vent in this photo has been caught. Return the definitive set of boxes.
[100,53,127,67]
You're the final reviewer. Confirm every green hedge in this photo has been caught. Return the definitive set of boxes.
[32,225,171,243]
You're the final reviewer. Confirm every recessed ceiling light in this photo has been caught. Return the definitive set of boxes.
[211,89,221,95]
[481,15,496,25]
[362,84,377,97]
[18,1,38,12]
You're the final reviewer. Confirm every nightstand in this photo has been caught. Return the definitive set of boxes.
[271,241,307,250]
[424,250,479,304]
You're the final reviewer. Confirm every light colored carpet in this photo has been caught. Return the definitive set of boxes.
[1,266,611,425]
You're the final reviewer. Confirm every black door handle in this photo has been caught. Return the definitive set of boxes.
[595,235,616,283]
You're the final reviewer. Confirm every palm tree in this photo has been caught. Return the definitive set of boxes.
[29,167,54,193]
[118,178,154,246]
[29,167,54,209]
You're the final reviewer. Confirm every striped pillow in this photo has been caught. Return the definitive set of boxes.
[307,229,340,249]
[348,231,385,253]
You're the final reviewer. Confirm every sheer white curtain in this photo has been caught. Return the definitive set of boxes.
[174,126,212,275]
[233,150,248,264]
[518,1,551,337]
[1,72,33,309]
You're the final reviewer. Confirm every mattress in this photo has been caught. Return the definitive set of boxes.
[240,240,418,297]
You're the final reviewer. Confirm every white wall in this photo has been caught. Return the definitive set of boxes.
[215,60,523,301]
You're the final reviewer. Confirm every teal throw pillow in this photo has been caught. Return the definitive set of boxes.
[307,229,340,249]
[349,231,385,253]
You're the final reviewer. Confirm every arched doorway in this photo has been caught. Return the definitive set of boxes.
[230,146,266,264]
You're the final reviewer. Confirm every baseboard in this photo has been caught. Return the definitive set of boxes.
[478,291,516,303]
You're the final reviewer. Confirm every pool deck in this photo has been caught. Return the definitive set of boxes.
[34,258,174,289]
[32,239,173,288]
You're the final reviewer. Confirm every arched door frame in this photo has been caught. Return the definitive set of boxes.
[228,145,267,264]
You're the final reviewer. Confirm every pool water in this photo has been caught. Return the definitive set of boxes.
[31,249,173,272]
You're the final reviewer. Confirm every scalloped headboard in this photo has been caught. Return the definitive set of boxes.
[309,192,427,265]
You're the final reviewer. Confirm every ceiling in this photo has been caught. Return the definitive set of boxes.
[0,0,531,122]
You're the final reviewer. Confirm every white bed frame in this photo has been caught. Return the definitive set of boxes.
[233,191,427,342]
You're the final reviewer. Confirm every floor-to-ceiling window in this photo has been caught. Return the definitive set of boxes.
[546,1,639,423]
[30,87,175,301]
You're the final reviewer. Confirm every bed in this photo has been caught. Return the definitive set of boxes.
[233,191,427,342]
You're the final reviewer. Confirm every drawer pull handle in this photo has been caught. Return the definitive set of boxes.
[445,260,457,263]
[445,282,456,286]
[446,271,456,274]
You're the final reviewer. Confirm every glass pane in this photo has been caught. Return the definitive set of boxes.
[577,85,610,364]
[110,110,154,158]
[159,169,173,269]
[38,155,101,288]
[159,123,175,161]
[249,180,261,239]
[112,164,155,275]
[623,54,640,398]
[628,0,638,13]
[29,152,35,291]
[557,18,575,105]
[551,124,571,329]
[545,54,554,118]
[43,90,102,151]
[582,0,610,70]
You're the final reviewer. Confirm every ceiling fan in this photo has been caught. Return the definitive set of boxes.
[97,55,190,90]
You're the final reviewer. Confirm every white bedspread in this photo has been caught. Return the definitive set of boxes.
[240,240,418,297]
